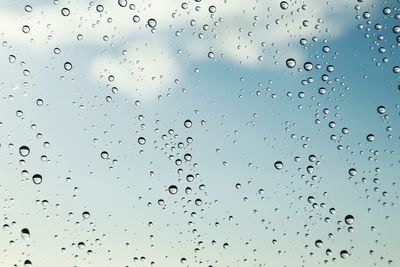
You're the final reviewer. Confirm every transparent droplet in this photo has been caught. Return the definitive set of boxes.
[315,240,323,248]
[195,198,202,206]
[82,211,90,219]
[286,58,296,68]
[208,5,216,13]
[168,185,178,195]
[61,8,70,16]
[138,137,146,145]
[147,18,157,28]
[348,168,357,176]
[304,62,313,71]
[366,134,375,142]
[9,55,16,64]
[24,260,32,267]
[186,174,194,182]
[19,146,30,157]
[377,106,386,114]
[133,15,140,23]
[280,1,289,10]
[32,174,42,185]
[22,25,30,33]
[78,242,85,249]
[340,250,349,258]
[64,62,72,71]
[101,151,109,159]
[274,161,283,170]
[25,5,32,12]
[344,215,354,225]
[36,99,43,106]
[96,5,104,12]
[118,0,127,7]
[184,120,192,128]
[21,228,30,241]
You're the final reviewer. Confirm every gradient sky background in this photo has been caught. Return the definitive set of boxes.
[0,0,399,266]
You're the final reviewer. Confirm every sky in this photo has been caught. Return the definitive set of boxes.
[0,0,399,267]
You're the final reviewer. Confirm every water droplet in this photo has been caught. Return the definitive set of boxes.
[280,1,289,10]
[61,8,70,16]
[9,55,16,64]
[147,18,157,28]
[82,211,90,219]
[101,151,109,159]
[286,58,296,68]
[168,185,178,194]
[132,15,140,23]
[32,174,42,185]
[304,62,313,71]
[138,137,146,145]
[78,241,85,249]
[377,106,386,114]
[274,161,283,170]
[22,25,30,33]
[340,250,349,258]
[186,174,194,182]
[96,5,104,12]
[21,228,30,241]
[118,0,127,7]
[19,146,30,157]
[25,5,32,12]
[24,260,32,267]
[195,198,202,206]
[366,134,375,142]
[348,168,357,176]
[184,120,192,128]
[64,62,72,71]
[208,5,216,13]
[315,240,323,248]
[344,215,354,225]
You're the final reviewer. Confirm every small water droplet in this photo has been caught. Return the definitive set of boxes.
[101,151,109,159]
[21,228,30,241]
[280,1,289,10]
[366,134,375,142]
[138,137,146,145]
[61,8,70,16]
[184,120,192,128]
[147,18,157,28]
[64,62,72,71]
[286,58,296,68]
[168,185,178,194]
[344,215,354,225]
[82,211,90,219]
[377,106,386,114]
[32,174,42,185]
[19,146,30,157]
[274,161,283,170]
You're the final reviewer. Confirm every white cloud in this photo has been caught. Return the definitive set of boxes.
[0,0,361,97]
